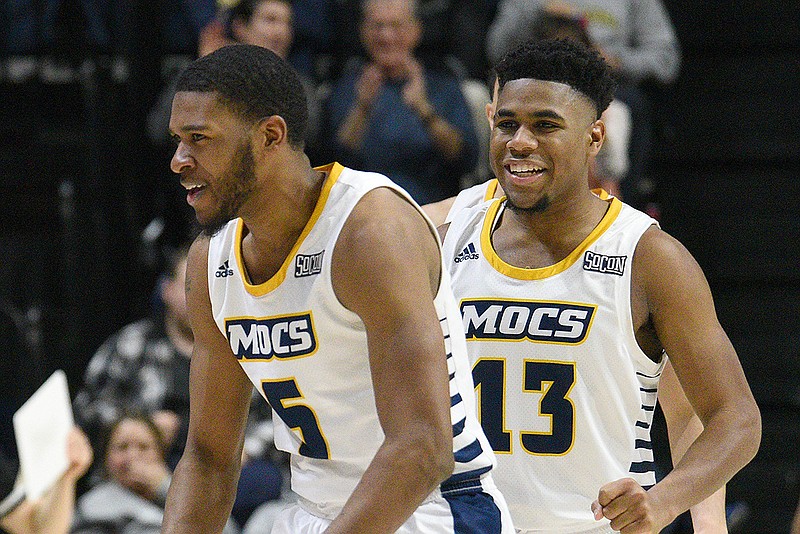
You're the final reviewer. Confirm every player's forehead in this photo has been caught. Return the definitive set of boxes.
[496,78,594,118]
[169,91,237,133]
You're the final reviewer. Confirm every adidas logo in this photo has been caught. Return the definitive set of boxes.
[215,260,234,278]
[454,243,479,263]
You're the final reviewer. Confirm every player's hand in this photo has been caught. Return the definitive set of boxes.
[591,478,672,533]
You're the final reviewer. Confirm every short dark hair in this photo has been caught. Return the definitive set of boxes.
[176,43,308,147]
[493,39,617,119]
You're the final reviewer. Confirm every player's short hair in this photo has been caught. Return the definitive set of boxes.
[493,38,617,119]
[176,43,308,148]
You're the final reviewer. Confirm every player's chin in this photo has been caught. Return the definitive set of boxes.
[505,193,550,214]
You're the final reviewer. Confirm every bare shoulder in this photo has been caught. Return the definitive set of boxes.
[333,187,440,316]
[634,225,697,271]
[184,234,220,339]
[185,234,211,295]
[633,225,709,295]
[338,187,438,261]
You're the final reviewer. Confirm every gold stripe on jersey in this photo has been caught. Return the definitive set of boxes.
[480,196,622,280]
[484,178,500,201]
[236,162,344,297]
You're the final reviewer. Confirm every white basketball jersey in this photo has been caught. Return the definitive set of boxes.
[444,179,500,224]
[207,163,496,512]
[442,195,664,533]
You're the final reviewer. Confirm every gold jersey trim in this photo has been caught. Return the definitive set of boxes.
[480,192,621,280]
[484,178,500,201]
[236,162,344,297]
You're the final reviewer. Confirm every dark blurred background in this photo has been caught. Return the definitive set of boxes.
[0,1,798,532]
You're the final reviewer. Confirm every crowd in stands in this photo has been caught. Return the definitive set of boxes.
[1,0,727,532]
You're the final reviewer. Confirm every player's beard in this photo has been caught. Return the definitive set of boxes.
[505,194,550,215]
[201,141,258,237]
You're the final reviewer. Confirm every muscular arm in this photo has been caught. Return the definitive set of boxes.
[601,227,761,532]
[659,362,727,533]
[162,236,255,533]
[327,188,454,533]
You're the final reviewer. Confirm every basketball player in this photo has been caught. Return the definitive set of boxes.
[439,39,761,533]
[424,86,731,533]
[162,44,513,533]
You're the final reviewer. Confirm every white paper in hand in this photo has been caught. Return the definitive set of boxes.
[12,370,74,500]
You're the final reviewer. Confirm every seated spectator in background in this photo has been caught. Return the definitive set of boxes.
[73,245,284,527]
[324,0,497,84]
[321,0,480,204]
[73,245,195,467]
[71,413,239,534]
[0,427,92,534]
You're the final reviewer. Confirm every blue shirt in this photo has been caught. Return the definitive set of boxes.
[324,60,480,204]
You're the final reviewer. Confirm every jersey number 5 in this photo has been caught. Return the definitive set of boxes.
[261,378,330,459]
[472,358,576,455]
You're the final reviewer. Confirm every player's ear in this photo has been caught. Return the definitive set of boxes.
[589,119,604,155]
[255,115,288,150]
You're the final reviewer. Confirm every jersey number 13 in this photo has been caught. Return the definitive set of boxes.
[472,358,576,455]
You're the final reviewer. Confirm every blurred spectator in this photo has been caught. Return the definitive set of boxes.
[72,244,283,527]
[321,0,480,204]
[487,0,681,84]
[793,495,800,534]
[71,413,238,533]
[148,0,321,158]
[286,0,335,81]
[324,0,498,83]
[487,0,681,209]
[0,427,92,534]
[73,245,195,467]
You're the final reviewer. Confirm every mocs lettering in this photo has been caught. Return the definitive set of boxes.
[583,250,626,276]
[461,299,595,343]
[226,313,317,360]
[295,251,324,278]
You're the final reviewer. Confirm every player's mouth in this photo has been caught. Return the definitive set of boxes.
[505,161,546,181]
[183,183,207,206]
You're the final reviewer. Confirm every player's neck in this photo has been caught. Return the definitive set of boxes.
[494,190,609,268]
[239,163,326,285]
